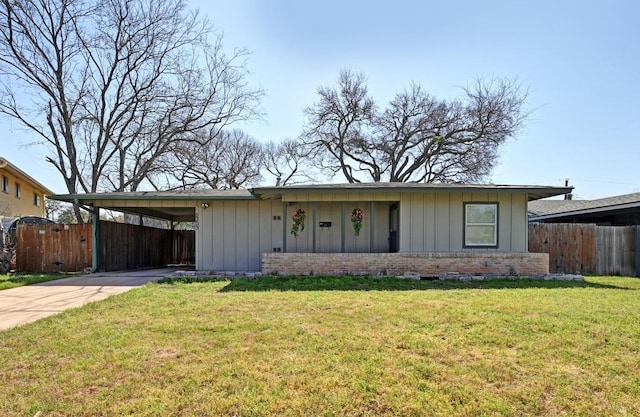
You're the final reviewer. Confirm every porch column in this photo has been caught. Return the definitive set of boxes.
[341,202,346,253]
[282,203,288,252]
[170,221,175,264]
[311,203,317,253]
[369,202,375,253]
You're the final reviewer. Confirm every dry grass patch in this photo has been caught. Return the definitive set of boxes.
[1,276,639,416]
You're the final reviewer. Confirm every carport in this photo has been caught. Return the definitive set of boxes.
[49,190,217,272]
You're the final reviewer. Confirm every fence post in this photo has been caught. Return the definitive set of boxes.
[91,209,100,273]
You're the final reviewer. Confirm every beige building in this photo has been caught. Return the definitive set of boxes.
[0,156,53,218]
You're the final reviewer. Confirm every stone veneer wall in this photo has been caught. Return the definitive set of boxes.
[262,252,549,277]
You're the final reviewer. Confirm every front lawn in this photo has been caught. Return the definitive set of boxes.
[1,276,639,416]
[0,273,71,290]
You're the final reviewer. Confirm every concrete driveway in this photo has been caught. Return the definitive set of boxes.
[0,268,179,331]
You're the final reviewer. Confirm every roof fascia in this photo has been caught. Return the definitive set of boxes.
[252,185,572,201]
[49,193,258,203]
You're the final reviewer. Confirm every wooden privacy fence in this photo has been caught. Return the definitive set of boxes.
[595,226,637,276]
[15,221,195,273]
[528,223,638,276]
[99,221,195,271]
[16,223,92,273]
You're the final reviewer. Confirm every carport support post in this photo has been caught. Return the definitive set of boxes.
[170,221,175,264]
[91,208,100,273]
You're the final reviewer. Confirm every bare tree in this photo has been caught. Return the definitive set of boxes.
[303,70,527,183]
[161,128,262,190]
[54,203,91,224]
[218,130,263,189]
[301,70,376,183]
[45,199,63,221]
[0,0,262,219]
[261,139,317,186]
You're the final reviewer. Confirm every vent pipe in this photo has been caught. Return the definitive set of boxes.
[564,178,573,200]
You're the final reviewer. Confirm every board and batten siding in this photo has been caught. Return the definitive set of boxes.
[196,191,530,271]
[399,192,528,253]
[285,201,392,254]
[196,199,282,271]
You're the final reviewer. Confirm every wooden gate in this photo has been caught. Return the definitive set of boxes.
[595,226,636,276]
[528,223,637,276]
[15,223,92,273]
[528,223,596,274]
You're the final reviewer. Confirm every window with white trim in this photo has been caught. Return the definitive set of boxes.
[2,175,8,193]
[15,182,21,198]
[464,203,498,247]
[33,192,41,207]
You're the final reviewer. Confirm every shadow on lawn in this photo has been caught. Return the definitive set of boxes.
[179,276,637,292]
[0,273,71,289]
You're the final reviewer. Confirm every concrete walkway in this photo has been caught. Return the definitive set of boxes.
[0,268,178,331]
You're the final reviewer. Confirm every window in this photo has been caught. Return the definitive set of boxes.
[34,192,41,207]
[464,203,498,247]
[15,182,21,198]
[2,175,8,193]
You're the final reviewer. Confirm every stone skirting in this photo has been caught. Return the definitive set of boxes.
[261,252,549,277]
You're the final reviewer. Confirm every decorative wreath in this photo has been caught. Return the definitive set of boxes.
[351,207,364,236]
[290,208,306,238]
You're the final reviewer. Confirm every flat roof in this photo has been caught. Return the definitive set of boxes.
[50,189,255,201]
[49,190,255,221]
[253,183,573,201]
[50,183,573,221]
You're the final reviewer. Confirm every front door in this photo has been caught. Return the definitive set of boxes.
[389,203,399,252]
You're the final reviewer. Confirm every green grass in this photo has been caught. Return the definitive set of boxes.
[0,273,71,290]
[1,276,639,416]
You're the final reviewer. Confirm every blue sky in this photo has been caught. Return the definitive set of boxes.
[2,0,639,199]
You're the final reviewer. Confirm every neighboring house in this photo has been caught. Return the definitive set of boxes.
[529,192,640,225]
[51,183,571,276]
[0,156,53,218]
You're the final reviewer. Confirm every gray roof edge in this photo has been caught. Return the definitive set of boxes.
[253,182,572,193]
[48,183,573,203]
[49,190,257,202]
[529,200,640,220]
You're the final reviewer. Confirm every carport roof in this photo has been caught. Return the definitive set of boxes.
[49,189,255,222]
[51,189,254,201]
